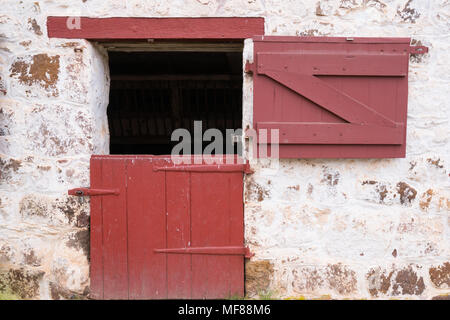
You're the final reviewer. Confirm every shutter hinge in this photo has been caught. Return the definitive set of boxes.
[68,187,120,197]
[409,45,428,55]
[244,61,254,74]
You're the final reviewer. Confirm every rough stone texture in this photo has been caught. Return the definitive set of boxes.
[0,0,448,299]
[49,281,89,300]
[290,263,357,296]
[0,268,44,299]
[0,0,109,299]
[240,0,449,300]
[245,260,274,297]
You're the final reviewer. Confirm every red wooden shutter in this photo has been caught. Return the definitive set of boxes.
[250,36,417,158]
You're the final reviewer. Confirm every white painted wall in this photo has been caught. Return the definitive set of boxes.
[0,0,448,299]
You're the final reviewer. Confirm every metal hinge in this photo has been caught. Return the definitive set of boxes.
[153,163,254,174]
[409,45,428,55]
[68,187,120,197]
[154,246,254,259]
[244,60,254,74]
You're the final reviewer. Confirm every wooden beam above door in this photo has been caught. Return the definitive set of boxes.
[47,17,265,40]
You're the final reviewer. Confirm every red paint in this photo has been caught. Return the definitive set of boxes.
[409,46,429,54]
[68,187,119,196]
[85,155,248,299]
[88,158,103,300]
[257,123,404,144]
[252,36,412,158]
[154,246,253,258]
[253,36,411,43]
[245,61,254,74]
[127,157,166,299]
[47,17,264,39]
[166,170,191,299]
[101,159,128,299]
[257,53,408,76]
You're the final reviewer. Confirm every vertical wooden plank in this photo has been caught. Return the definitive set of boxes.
[127,158,167,299]
[368,77,397,121]
[318,75,347,122]
[166,171,192,298]
[89,157,104,299]
[396,76,408,157]
[191,172,215,298]
[227,172,245,297]
[101,158,129,299]
[191,171,244,298]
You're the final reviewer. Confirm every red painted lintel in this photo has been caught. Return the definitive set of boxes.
[47,17,265,40]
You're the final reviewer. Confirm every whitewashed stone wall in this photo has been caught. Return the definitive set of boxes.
[0,0,448,299]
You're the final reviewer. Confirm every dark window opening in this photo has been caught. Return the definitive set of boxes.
[107,45,243,155]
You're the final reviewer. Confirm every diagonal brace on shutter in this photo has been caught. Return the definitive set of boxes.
[258,69,399,127]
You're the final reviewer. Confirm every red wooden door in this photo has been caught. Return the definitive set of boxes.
[85,155,249,299]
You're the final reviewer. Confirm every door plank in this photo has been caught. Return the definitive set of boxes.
[227,172,246,298]
[166,171,192,298]
[127,158,167,299]
[101,158,128,299]
[89,157,104,299]
[190,171,244,298]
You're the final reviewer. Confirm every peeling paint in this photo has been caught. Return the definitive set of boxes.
[291,263,357,295]
[397,0,420,23]
[396,182,417,205]
[429,262,450,288]
[367,265,425,297]
[27,18,42,36]
[10,54,60,96]
[419,189,434,210]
